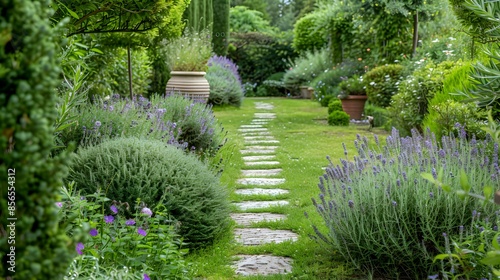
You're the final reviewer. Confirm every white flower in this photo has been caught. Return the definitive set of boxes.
[432,38,439,43]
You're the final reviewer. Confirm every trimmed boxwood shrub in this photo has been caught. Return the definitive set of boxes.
[363,64,404,108]
[68,137,230,248]
[328,111,350,126]
[328,99,343,114]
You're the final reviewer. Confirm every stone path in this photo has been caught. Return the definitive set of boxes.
[231,102,297,276]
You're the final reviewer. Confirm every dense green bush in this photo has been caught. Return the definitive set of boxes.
[61,94,225,158]
[328,111,350,126]
[363,103,389,128]
[283,48,334,91]
[338,75,365,98]
[58,185,189,279]
[388,60,457,135]
[292,12,327,54]
[0,1,74,278]
[68,137,230,248]
[206,56,244,106]
[363,64,404,107]
[308,128,499,278]
[328,99,343,114]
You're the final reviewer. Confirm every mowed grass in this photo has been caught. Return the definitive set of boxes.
[187,98,390,279]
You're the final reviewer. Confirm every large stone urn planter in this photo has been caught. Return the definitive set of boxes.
[340,95,368,120]
[166,71,210,103]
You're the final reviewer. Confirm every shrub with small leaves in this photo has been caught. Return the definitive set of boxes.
[206,55,244,106]
[328,111,350,126]
[328,99,343,115]
[363,64,404,108]
[308,127,499,278]
[68,137,230,248]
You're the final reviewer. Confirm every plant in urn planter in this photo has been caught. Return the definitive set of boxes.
[163,29,213,103]
[338,76,367,120]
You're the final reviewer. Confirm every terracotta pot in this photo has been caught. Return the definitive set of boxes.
[340,95,368,120]
[166,71,210,103]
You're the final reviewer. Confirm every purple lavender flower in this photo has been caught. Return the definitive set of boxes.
[472,210,477,218]
[141,207,153,217]
[76,242,84,255]
[138,227,147,236]
[80,196,86,200]
[459,225,464,233]
[109,105,114,112]
[55,202,63,208]
[94,121,101,128]
[428,274,439,280]
[429,192,434,199]
[126,219,136,226]
[110,205,118,214]
[143,274,150,280]
[89,228,98,236]
[348,200,354,208]
[104,215,114,223]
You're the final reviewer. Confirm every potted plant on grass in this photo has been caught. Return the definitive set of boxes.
[163,29,213,103]
[337,76,367,120]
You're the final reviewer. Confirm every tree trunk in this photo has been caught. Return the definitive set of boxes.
[412,11,419,58]
[127,45,133,99]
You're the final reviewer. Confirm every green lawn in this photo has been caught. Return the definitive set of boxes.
[187,97,389,279]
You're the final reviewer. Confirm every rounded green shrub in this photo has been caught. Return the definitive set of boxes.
[283,48,334,91]
[328,111,350,126]
[68,137,230,248]
[328,99,343,114]
[206,56,244,107]
[293,12,327,54]
[363,64,404,108]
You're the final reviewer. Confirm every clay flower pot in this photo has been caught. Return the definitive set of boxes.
[340,95,368,120]
[166,71,210,103]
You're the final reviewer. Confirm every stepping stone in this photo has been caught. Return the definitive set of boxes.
[237,178,285,186]
[233,255,293,276]
[245,140,280,144]
[255,103,275,110]
[241,169,282,177]
[244,161,280,166]
[242,155,276,161]
[235,188,289,196]
[245,146,278,150]
[243,136,275,140]
[241,149,276,155]
[230,213,286,226]
[233,200,289,210]
[240,124,264,128]
[234,228,299,245]
[238,128,268,132]
[241,132,272,137]
[255,113,276,118]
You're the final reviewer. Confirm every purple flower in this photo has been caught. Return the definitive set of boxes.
[109,105,114,112]
[138,227,147,236]
[55,202,63,208]
[94,121,101,128]
[76,242,84,255]
[141,207,153,217]
[110,205,118,214]
[348,200,354,208]
[89,228,98,236]
[428,274,439,280]
[429,192,434,198]
[392,201,397,206]
[104,215,115,223]
[80,196,86,200]
[143,274,150,280]
[125,219,136,226]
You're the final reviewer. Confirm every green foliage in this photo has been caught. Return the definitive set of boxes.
[428,101,486,139]
[327,99,343,114]
[60,94,225,158]
[363,64,404,107]
[338,76,365,98]
[229,6,275,33]
[184,0,214,32]
[0,1,73,278]
[448,0,500,43]
[212,0,230,55]
[328,111,350,126]
[68,137,231,248]
[227,32,297,85]
[388,60,457,135]
[206,56,244,106]
[283,48,334,90]
[309,128,499,278]
[292,12,327,54]
[363,103,390,128]
[162,28,213,71]
[58,185,189,279]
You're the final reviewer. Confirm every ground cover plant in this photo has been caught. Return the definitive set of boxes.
[58,184,189,279]
[308,126,499,278]
[67,137,230,248]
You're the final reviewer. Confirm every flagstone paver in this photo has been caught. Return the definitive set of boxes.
[240,131,272,136]
[245,140,280,144]
[230,213,286,226]
[234,188,289,196]
[234,228,298,245]
[254,113,276,118]
[240,124,264,128]
[238,128,269,132]
[233,200,289,210]
[242,155,276,161]
[241,169,282,177]
[233,255,293,276]
[244,146,278,150]
[237,178,285,185]
[240,149,276,155]
[243,136,275,140]
[244,161,280,166]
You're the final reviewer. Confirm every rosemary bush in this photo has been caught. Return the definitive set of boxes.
[61,94,225,158]
[308,127,499,278]
[68,137,230,248]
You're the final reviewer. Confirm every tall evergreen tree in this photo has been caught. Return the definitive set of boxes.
[213,0,230,55]
[0,0,73,278]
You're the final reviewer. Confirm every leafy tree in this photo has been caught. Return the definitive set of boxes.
[0,0,73,278]
[231,0,270,20]
[230,6,275,33]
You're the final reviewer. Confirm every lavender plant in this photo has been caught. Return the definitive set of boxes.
[58,184,189,279]
[308,126,500,278]
[205,55,244,107]
[61,94,225,158]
